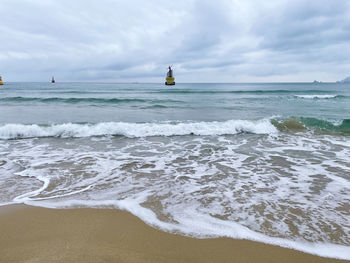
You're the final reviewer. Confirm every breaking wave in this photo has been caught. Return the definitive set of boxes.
[0,119,277,139]
[1,117,349,139]
[294,94,343,99]
[272,118,350,134]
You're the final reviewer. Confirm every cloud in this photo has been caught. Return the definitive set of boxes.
[0,0,350,82]
[254,0,350,51]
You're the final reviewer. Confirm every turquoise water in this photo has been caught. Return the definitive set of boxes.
[0,82,349,259]
[0,82,349,127]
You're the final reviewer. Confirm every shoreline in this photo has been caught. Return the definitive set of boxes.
[0,204,348,263]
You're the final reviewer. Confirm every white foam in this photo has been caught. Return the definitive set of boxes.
[0,119,278,139]
[13,172,50,203]
[295,94,338,99]
[2,131,350,260]
[19,198,350,260]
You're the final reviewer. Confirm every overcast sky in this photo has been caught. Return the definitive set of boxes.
[1,0,350,82]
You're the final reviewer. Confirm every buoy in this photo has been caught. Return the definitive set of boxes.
[51,76,55,83]
[0,76,4,85]
[165,66,175,85]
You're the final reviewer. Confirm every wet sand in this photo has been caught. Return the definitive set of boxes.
[0,204,347,263]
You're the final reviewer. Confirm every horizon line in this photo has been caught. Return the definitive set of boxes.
[0,81,344,84]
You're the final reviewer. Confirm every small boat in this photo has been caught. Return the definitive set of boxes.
[0,76,3,85]
[51,76,55,83]
[165,66,175,85]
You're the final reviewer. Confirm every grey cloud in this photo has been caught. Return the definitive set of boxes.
[254,0,350,51]
[1,0,350,82]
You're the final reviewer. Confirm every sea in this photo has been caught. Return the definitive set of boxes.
[0,82,349,259]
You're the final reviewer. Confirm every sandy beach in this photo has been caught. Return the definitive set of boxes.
[0,205,347,263]
[2,0,350,261]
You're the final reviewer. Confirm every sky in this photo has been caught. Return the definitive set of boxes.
[1,0,350,82]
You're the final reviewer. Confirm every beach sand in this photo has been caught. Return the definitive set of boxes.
[0,204,347,263]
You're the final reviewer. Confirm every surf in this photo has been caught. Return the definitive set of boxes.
[1,117,349,140]
[272,117,350,134]
[0,119,278,139]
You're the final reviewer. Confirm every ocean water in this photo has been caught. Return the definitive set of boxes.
[0,82,349,259]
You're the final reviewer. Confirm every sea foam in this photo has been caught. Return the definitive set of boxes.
[16,198,350,260]
[294,94,338,99]
[1,130,350,260]
[0,119,277,139]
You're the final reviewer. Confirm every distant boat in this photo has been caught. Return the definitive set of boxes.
[165,66,175,86]
[51,76,55,83]
[0,76,3,85]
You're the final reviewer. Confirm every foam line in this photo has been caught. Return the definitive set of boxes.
[0,119,278,139]
[19,198,350,261]
[294,94,339,99]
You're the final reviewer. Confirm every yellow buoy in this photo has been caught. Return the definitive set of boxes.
[165,66,175,85]
[0,76,4,85]
[166,76,175,83]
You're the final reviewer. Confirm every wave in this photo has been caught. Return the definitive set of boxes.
[1,117,349,139]
[156,89,335,94]
[0,119,277,139]
[140,104,169,109]
[272,118,350,134]
[0,97,183,104]
[2,93,346,105]
[294,94,344,99]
